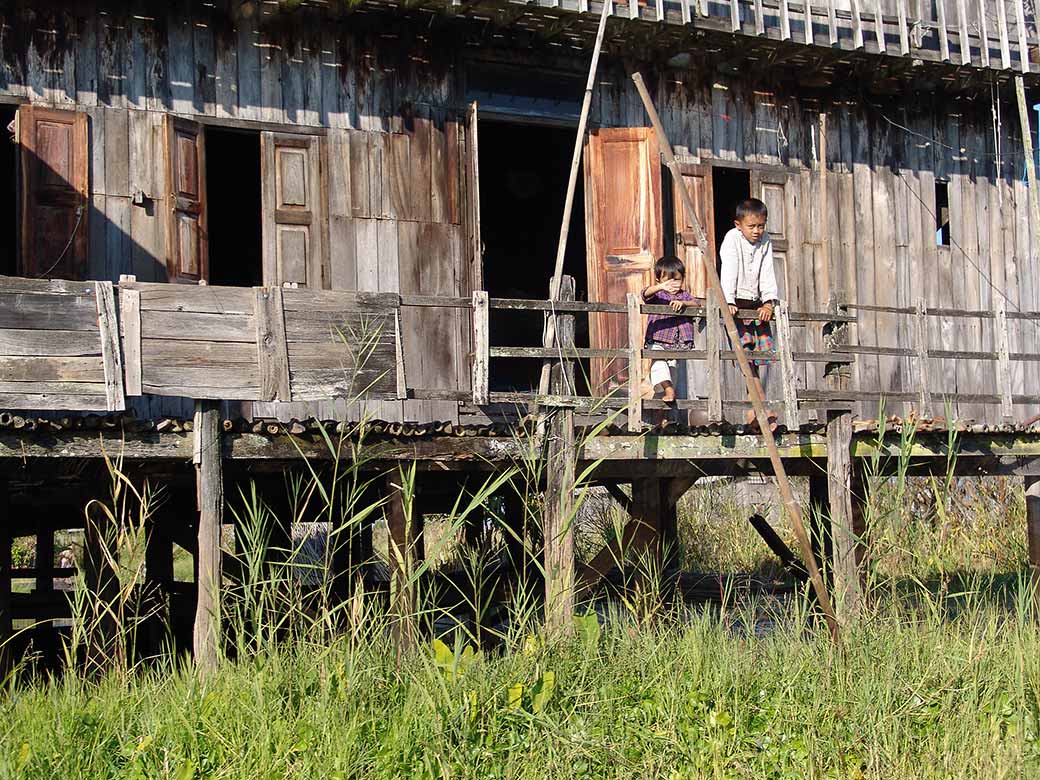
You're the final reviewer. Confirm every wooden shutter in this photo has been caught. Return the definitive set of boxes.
[163,116,207,283]
[751,169,792,299]
[584,126,664,392]
[465,101,482,291]
[19,107,89,279]
[672,162,714,300]
[261,132,326,288]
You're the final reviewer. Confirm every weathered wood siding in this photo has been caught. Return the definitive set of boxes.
[0,1,1035,423]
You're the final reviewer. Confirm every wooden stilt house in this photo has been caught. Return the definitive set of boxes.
[0,0,1039,668]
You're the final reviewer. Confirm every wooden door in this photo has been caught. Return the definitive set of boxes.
[672,162,715,299]
[584,127,664,392]
[261,132,326,288]
[18,107,89,279]
[163,116,207,283]
[751,169,791,300]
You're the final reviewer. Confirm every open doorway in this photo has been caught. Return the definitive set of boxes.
[479,120,589,392]
[205,127,262,287]
[0,105,18,276]
[711,167,751,268]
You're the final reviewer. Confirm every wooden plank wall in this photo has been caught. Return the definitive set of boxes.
[0,1,467,423]
[602,61,1038,423]
[0,2,1035,424]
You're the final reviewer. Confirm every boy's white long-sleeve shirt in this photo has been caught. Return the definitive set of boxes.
[719,227,779,305]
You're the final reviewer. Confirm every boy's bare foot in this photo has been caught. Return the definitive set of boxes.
[660,381,676,402]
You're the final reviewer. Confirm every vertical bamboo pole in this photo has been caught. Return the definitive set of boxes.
[193,400,222,679]
[631,72,840,641]
[539,1,612,401]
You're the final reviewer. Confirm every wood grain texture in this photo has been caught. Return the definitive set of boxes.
[94,281,125,411]
[254,286,290,401]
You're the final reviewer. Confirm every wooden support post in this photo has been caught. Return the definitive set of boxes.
[472,290,489,405]
[955,0,970,65]
[936,0,951,62]
[827,411,865,617]
[995,299,1013,421]
[1015,0,1030,73]
[998,0,1012,71]
[775,301,799,430]
[873,0,887,53]
[632,71,840,640]
[544,278,577,636]
[0,483,10,676]
[825,0,838,45]
[850,0,865,49]
[193,400,222,679]
[631,479,664,565]
[35,528,56,668]
[913,298,932,418]
[627,292,643,432]
[706,295,722,423]
[385,472,422,651]
[1026,476,1040,612]
[145,500,175,658]
[897,0,910,56]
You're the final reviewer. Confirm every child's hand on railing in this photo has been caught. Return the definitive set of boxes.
[757,301,775,322]
[669,300,686,313]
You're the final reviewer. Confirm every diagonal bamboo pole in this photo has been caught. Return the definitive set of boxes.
[631,72,841,642]
[537,0,613,401]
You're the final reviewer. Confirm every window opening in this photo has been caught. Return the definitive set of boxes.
[205,127,262,287]
[935,179,951,247]
[479,119,589,393]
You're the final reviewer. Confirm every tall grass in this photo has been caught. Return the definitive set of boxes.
[2,415,1039,778]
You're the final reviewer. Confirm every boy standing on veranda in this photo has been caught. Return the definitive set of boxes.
[720,198,780,429]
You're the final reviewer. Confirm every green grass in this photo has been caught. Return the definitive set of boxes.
[1,592,1036,779]
[2,422,1039,779]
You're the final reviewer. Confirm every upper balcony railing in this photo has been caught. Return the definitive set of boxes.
[450,0,1039,74]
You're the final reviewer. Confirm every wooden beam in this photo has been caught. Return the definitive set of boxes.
[826,0,838,45]
[1015,0,1030,73]
[827,410,864,617]
[631,71,841,641]
[1026,475,1040,611]
[998,0,1013,70]
[996,299,1013,421]
[802,0,812,44]
[936,0,951,62]
[193,400,222,678]
[897,0,910,56]
[471,290,489,405]
[976,0,990,68]
[850,0,865,49]
[627,293,643,432]
[95,281,125,412]
[754,0,765,35]
[254,287,290,402]
[731,0,741,33]
[779,0,792,40]
[1015,76,1040,244]
[913,298,932,416]
[955,0,971,65]
[775,301,799,429]
[873,0,887,53]
[118,276,142,397]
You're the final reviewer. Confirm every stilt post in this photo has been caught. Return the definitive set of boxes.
[544,276,577,636]
[193,400,223,679]
[385,471,423,651]
[1026,475,1040,612]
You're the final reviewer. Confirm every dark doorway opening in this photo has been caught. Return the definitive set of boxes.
[0,105,18,276]
[479,120,589,393]
[205,128,262,287]
[711,167,751,268]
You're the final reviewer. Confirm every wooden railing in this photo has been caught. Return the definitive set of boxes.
[489,0,1038,73]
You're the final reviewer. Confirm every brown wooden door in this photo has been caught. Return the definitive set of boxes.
[261,132,326,288]
[163,116,207,283]
[584,127,664,393]
[18,107,89,279]
[751,169,791,299]
[673,162,714,300]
